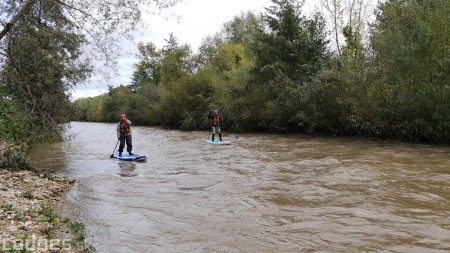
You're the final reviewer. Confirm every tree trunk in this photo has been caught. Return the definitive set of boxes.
[0,0,38,41]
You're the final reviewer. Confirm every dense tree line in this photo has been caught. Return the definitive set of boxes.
[1,0,447,168]
[74,0,450,144]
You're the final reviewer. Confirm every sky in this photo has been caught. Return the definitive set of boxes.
[72,0,320,100]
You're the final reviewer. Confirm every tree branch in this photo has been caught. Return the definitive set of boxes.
[0,0,38,41]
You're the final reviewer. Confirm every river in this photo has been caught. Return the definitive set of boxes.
[30,121,450,252]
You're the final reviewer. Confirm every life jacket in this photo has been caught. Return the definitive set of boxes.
[120,121,131,134]
[212,115,220,126]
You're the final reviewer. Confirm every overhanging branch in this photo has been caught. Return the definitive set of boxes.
[0,0,38,41]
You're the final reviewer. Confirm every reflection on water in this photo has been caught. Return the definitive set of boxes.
[30,122,450,253]
[118,161,138,177]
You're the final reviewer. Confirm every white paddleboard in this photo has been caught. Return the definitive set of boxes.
[205,140,231,145]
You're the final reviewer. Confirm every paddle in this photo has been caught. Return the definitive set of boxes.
[229,128,240,139]
[221,121,239,139]
[110,139,119,158]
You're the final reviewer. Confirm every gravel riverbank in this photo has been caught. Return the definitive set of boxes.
[0,169,89,252]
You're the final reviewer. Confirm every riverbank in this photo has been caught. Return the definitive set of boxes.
[0,169,88,252]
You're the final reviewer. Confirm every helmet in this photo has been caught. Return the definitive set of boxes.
[120,113,126,119]
[214,110,218,115]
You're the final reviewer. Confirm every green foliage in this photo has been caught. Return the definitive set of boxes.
[252,0,329,84]
[72,95,107,122]
[300,0,450,143]
[160,45,194,84]
[23,191,34,199]
[72,0,450,144]
[301,58,368,135]
[342,24,364,61]
[211,44,247,75]
[134,83,161,125]
[70,221,86,241]
[247,0,330,131]
[132,42,163,89]
[40,203,59,224]
[1,203,15,212]
[0,141,29,169]
[103,85,136,122]
[0,98,29,141]
[41,226,56,239]
[152,45,196,126]
[178,68,224,130]
[1,0,91,145]
[196,35,225,69]
[0,0,181,148]
[367,0,450,142]
[220,11,265,46]
[2,248,31,253]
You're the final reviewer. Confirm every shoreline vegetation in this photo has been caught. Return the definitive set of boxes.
[0,167,91,253]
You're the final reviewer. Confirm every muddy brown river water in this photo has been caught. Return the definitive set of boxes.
[30,121,450,252]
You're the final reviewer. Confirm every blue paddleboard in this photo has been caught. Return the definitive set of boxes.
[112,153,147,161]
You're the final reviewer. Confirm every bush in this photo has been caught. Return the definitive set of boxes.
[0,141,29,170]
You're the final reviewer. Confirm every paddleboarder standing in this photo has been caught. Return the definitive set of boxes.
[208,110,223,142]
[117,113,133,156]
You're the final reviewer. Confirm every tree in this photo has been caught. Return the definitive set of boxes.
[247,0,330,130]
[73,96,107,122]
[0,0,91,142]
[321,0,344,58]
[0,0,180,44]
[220,11,265,46]
[0,0,38,40]
[195,35,224,69]
[132,42,163,89]
[0,0,180,145]
[0,0,181,89]
[161,32,179,54]
[152,44,194,126]
[103,85,135,122]
[252,0,329,85]
[321,0,373,61]
[160,44,193,84]
[369,0,450,142]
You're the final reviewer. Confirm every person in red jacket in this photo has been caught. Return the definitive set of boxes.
[209,110,223,142]
[116,113,133,156]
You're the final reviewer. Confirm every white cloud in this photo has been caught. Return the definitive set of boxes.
[75,0,319,99]
[71,88,107,100]
[141,0,274,50]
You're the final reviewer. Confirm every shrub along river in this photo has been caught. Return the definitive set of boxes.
[30,121,450,252]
